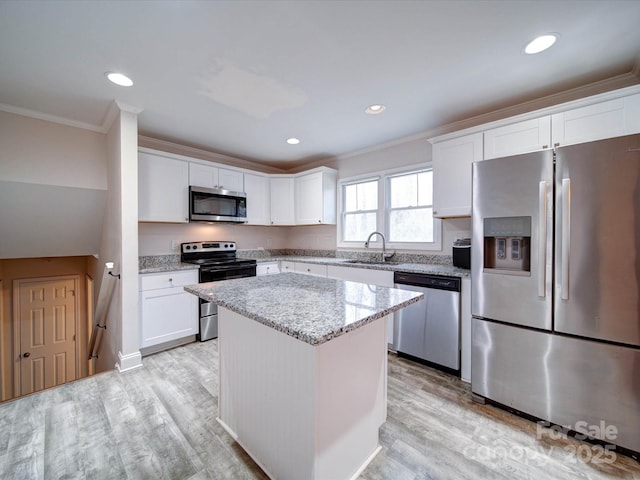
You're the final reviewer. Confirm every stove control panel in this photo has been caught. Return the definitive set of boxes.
[181,241,236,253]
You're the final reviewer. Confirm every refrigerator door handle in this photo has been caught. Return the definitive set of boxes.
[561,178,571,300]
[538,181,547,298]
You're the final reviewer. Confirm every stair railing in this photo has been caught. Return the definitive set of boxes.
[88,261,119,362]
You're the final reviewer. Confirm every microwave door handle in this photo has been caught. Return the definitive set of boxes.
[560,178,571,300]
[538,181,547,298]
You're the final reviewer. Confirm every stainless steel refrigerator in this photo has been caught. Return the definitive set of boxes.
[471,133,640,456]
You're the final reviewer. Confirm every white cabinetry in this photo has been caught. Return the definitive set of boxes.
[189,163,244,192]
[484,116,551,160]
[256,262,280,276]
[432,132,483,218]
[139,270,198,351]
[138,151,189,223]
[326,265,393,286]
[280,261,295,272]
[270,176,295,225]
[244,173,271,225]
[295,169,337,225]
[294,262,328,277]
[326,265,395,346]
[219,168,244,192]
[551,93,640,147]
[189,163,218,189]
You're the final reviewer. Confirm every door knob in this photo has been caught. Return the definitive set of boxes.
[23,352,30,358]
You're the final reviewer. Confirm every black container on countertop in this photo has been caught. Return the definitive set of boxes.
[452,238,471,269]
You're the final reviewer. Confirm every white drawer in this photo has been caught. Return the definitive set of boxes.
[257,262,280,276]
[294,262,327,277]
[139,269,198,291]
[280,261,295,272]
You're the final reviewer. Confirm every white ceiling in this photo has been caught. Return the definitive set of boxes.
[1,0,640,168]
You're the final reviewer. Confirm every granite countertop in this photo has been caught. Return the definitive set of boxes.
[184,272,423,346]
[139,254,470,278]
[139,262,199,274]
[257,256,470,277]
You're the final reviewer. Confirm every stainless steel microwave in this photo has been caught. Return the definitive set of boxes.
[189,186,247,223]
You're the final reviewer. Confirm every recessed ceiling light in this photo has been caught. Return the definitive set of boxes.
[106,72,133,87]
[286,137,300,145]
[524,34,558,54]
[365,104,386,115]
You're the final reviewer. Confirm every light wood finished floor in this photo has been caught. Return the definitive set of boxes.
[1,340,639,479]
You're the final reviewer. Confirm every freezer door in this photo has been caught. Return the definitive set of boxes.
[471,150,553,330]
[555,134,640,347]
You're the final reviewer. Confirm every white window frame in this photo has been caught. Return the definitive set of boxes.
[337,163,442,251]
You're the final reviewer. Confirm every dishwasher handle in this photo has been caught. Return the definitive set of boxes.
[393,272,461,292]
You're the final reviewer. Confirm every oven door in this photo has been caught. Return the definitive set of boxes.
[197,263,256,341]
[199,264,257,283]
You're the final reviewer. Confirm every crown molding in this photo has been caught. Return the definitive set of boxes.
[632,55,640,80]
[426,73,640,142]
[335,130,431,162]
[0,102,106,133]
[137,135,285,174]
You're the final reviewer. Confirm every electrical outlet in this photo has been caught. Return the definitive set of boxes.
[171,240,179,251]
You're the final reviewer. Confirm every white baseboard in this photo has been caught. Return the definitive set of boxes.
[115,350,143,372]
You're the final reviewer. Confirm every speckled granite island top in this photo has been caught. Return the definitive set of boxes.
[184,272,423,346]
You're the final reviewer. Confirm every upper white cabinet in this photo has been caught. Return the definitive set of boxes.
[218,168,244,192]
[551,93,640,147]
[429,88,640,219]
[139,152,189,223]
[270,176,295,225]
[294,168,337,225]
[244,172,271,225]
[484,116,551,160]
[432,132,483,218]
[189,163,244,192]
[189,162,218,189]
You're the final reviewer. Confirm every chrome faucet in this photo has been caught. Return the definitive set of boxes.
[364,231,396,262]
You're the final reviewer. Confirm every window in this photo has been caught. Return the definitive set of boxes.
[387,170,434,243]
[338,166,441,250]
[341,178,379,241]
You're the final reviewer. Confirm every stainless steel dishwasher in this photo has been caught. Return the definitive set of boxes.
[393,271,461,374]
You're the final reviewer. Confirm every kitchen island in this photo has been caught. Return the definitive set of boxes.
[185,272,422,480]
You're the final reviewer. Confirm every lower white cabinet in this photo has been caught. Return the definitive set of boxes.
[326,265,393,286]
[294,262,328,277]
[256,262,280,276]
[327,265,395,344]
[280,261,295,272]
[139,270,198,350]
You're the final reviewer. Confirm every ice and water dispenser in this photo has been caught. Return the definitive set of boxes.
[483,216,531,275]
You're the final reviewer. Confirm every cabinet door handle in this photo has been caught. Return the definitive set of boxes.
[23,352,30,358]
